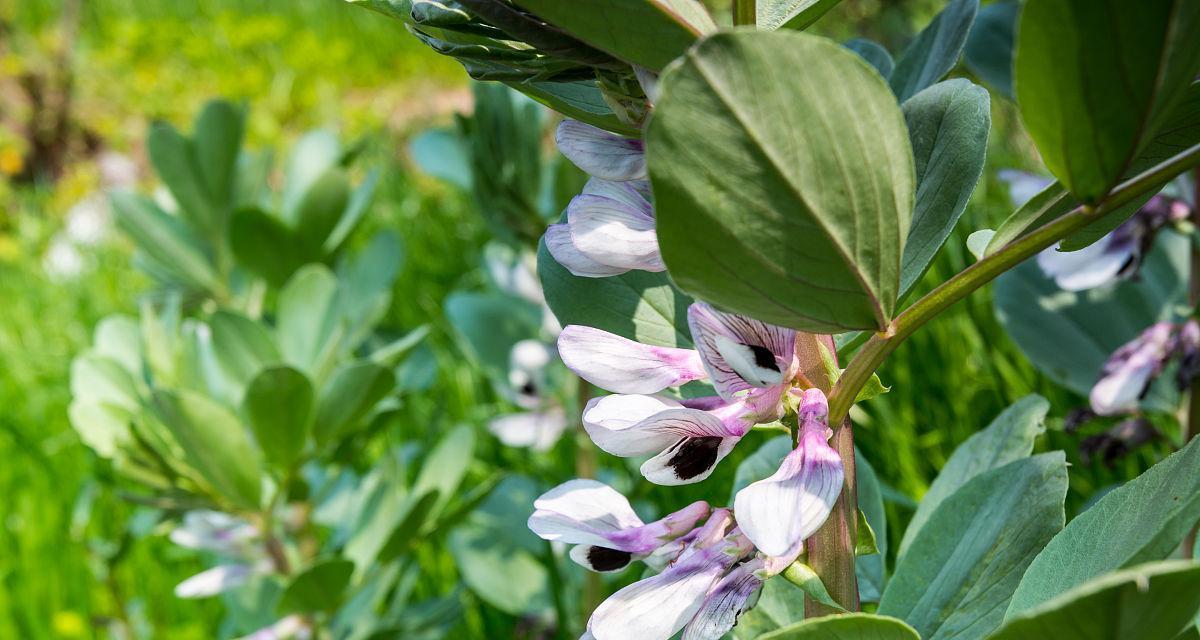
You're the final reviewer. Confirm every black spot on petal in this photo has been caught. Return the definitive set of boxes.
[749,344,779,372]
[666,436,723,480]
[586,546,633,572]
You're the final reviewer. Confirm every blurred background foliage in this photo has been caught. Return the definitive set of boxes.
[0,0,1172,638]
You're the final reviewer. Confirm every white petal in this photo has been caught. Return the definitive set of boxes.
[528,479,644,548]
[582,177,652,211]
[489,409,568,451]
[1037,236,1132,291]
[556,120,646,181]
[641,434,741,486]
[567,194,665,272]
[734,431,845,557]
[583,394,683,431]
[997,169,1054,208]
[681,559,765,640]
[558,326,707,394]
[545,223,629,278]
[687,303,795,401]
[174,564,254,598]
[589,549,728,640]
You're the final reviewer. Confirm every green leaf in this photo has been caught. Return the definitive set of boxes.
[994,232,1188,413]
[70,353,140,410]
[896,395,1048,558]
[241,366,314,470]
[879,453,1067,639]
[1008,435,1200,616]
[965,228,994,259]
[844,38,894,78]
[963,0,1017,99]
[209,310,281,389]
[448,475,551,615]
[277,265,341,376]
[853,373,890,403]
[192,100,245,221]
[282,130,342,223]
[412,424,476,518]
[648,30,915,332]
[537,238,694,348]
[324,170,379,254]
[278,559,354,615]
[378,490,441,561]
[509,79,637,136]
[782,562,849,613]
[729,435,792,504]
[344,485,436,574]
[761,0,842,31]
[312,361,395,445]
[758,613,920,640]
[147,122,216,236]
[444,291,543,375]
[409,128,471,190]
[68,400,134,459]
[994,561,1200,640]
[889,0,978,102]
[899,79,990,297]
[514,0,715,71]
[293,169,351,253]
[228,207,315,287]
[110,192,221,292]
[150,389,263,509]
[856,448,888,602]
[1015,0,1200,202]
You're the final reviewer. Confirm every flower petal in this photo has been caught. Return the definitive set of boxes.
[174,564,254,598]
[584,398,730,457]
[570,544,636,573]
[687,303,796,401]
[680,558,766,640]
[1037,236,1133,291]
[545,223,629,278]
[488,409,568,452]
[997,169,1054,207]
[567,194,665,272]
[588,545,730,640]
[558,326,707,394]
[556,120,646,181]
[733,430,845,557]
[528,479,644,549]
[640,432,742,486]
[1090,322,1174,415]
[582,177,652,211]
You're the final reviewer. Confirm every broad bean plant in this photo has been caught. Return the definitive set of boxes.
[357,0,1200,639]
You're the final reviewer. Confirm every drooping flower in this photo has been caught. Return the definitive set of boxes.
[546,120,667,278]
[1090,322,1177,415]
[734,388,844,557]
[559,302,801,484]
[170,511,272,599]
[1037,194,1191,291]
[489,339,570,451]
[529,470,837,640]
[527,479,710,572]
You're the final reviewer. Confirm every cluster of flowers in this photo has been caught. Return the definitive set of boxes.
[530,387,840,640]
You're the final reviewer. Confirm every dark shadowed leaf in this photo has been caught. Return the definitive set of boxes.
[856,448,888,602]
[963,0,1017,98]
[312,361,395,445]
[278,559,355,614]
[444,291,543,375]
[889,0,978,102]
[649,30,914,332]
[844,38,894,78]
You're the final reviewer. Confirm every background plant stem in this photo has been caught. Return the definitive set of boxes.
[733,0,756,26]
[1183,165,1200,560]
[828,143,1200,425]
[575,376,602,622]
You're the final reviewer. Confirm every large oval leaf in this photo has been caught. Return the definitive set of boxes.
[1015,0,1200,203]
[995,561,1200,640]
[993,232,1188,412]
[242,366,314,470]
[878,453,1067,640]
[513,0,715,71]
[758,613,919,640]
[899,78,990,297]
[1007,435,1200,616]
[649,30,914,332]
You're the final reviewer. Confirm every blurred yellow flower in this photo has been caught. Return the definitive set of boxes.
[52,610,87,638]
[0,148,24,176]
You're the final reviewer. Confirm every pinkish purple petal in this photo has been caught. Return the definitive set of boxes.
[680,558,766,640]
[558,326,707,394]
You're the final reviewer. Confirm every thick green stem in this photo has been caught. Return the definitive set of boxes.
[828,143,1200,424]
[733,0,756,26]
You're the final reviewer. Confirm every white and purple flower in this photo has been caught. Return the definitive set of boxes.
[545,120,667,278]
[170,511,273,599]
[1090,319,1200,416]
[488,339,571,451]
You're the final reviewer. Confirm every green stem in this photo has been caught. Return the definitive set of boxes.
[828,142,1200,424]
[733,0,756,26]
[1183,165,1200,560]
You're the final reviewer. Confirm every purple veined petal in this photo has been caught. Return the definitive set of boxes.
[558,325,707,394]
[680,558,766,640]
[568,500,711,572]
[588,542,733,640]
[584,400,728,456]
[488,408,568,452]
[556,120,646,182]
[733,428,845,557]
[545,223,630,278]
[1090,322,1175,415]
[1037,235,1134,291]
[567,194,666,272]
[687,303,797,401]
[997,169,1054,208]
[174,563,255,598]
[528,479,645,549]
[584,394,683,430]
[582,177,653,212]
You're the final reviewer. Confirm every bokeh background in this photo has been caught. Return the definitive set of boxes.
[0,0,1169,637]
